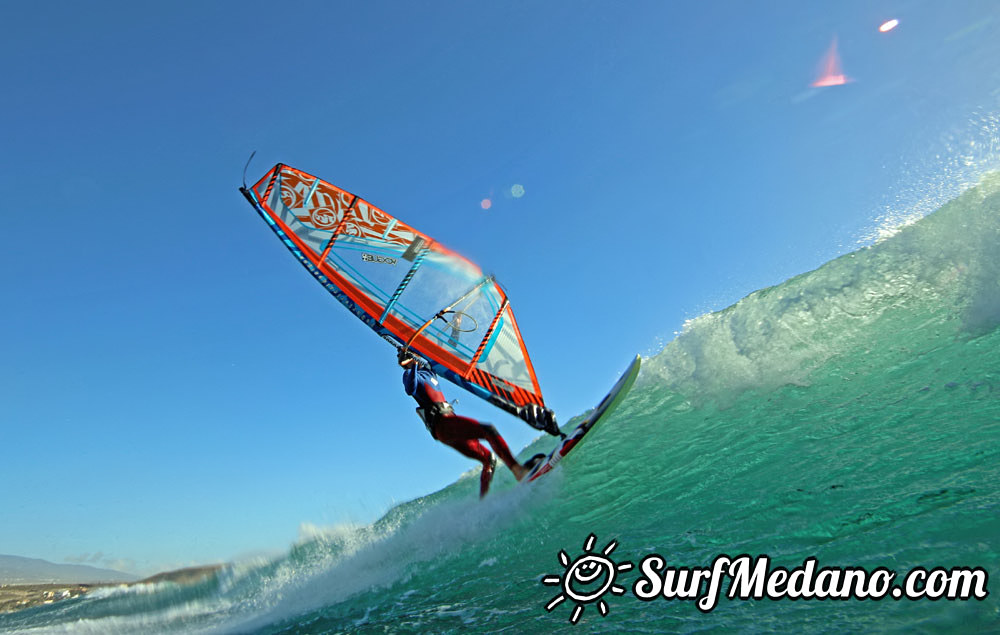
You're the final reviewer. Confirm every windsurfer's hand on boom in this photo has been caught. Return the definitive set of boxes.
[519,404,562,438]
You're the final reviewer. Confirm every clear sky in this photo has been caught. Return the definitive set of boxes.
[2,1,999,575]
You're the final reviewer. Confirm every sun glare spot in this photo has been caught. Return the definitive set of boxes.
[481,198,492,210]
[879,19,899,33]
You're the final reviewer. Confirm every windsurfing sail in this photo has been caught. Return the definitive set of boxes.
[240,163,547,420]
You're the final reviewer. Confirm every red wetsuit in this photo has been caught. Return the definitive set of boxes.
[403,363,519,497]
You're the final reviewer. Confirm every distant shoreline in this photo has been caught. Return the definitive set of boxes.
[0,565,224,614]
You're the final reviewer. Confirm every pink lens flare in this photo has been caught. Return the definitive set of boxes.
[812,37,852,87]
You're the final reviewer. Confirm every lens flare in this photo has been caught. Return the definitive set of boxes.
[480,198,492,210]
[811,37,851,87]
[879,19,899,33]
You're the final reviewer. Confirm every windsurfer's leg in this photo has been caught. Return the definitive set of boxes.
[478,423,529,480]
[435,415,528,481]
[441,437,494,497]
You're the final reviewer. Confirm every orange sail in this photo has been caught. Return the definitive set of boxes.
[241,164,546,414]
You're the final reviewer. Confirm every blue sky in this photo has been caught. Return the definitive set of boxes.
[2,1,998,575]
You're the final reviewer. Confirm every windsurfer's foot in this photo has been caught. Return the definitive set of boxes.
[516,453,546,481]
[526,453,546,469]
[511,463,529,482]
[480,454,497,498]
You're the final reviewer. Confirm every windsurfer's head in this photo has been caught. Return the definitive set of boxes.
[397,349,417,368]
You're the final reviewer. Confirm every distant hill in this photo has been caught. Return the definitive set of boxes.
[0,555,139,584]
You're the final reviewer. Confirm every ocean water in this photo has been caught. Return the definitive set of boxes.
[3,174,999,634]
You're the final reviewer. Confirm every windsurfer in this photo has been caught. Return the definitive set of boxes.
[399,349,532,497]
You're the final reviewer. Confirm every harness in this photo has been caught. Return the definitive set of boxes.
[415,401,454,439]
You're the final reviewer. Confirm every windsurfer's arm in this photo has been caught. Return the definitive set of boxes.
[402,364,429,396]
[402,366,415,396]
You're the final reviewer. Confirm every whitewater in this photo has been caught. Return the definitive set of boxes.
[3,172,999,633]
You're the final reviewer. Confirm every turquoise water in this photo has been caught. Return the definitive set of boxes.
[4,176,999,633]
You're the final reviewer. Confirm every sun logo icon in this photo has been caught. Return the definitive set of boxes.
[542,534,632,624]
